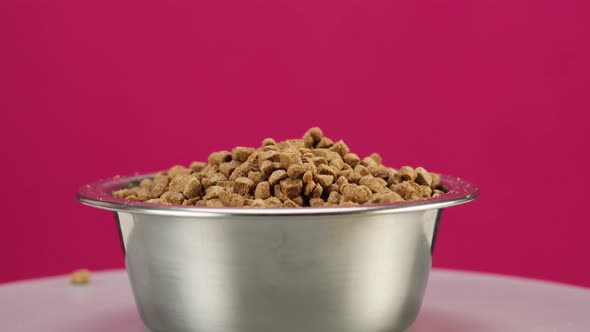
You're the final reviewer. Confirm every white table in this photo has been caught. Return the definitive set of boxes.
[1,269,589,331]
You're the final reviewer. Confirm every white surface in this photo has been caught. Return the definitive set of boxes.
[1,269,589,331]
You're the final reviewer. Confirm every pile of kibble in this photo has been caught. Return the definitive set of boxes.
[113,128,447,208]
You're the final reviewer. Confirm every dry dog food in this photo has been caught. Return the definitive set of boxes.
[113,128,447,208]
[69,269,91,285]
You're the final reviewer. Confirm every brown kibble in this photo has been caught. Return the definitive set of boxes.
[343,153,361,167]
[255,181,271,199]
[359,175,387,193]
[70,269,91,285]
[168,165,190,177]
[292,196,304,206]
[265,197,283,207]
[208,151,231,166]
[218,160,241,178]
[314,174,334,188]
[303,127,323,147]
[247,171,265,184]
[139,178,153,188]
[309,198,326,207]
[269,169,288,186]
[318,164,338,177]
[203,173,228,188]
[327,191,342,204]
[316,137,334,148]
[302,170,314,184]
[304,180,317,196]
[262,138,276,146]
[280,178,304,198]
[287,163,313,179]
[399,166,417,181]
[341,184,369,204]
[221,193,245,207]
[182,197,200,206]
[116,127,446,207]
[415,167,433,186]
[232,146,255,162]
[189,161,207,172]
[361,157,378,167]
[234,177,255,195]
[310,183,323,198]
[161,191,185,205]
[283,199,300,208]
[391,181,423,200]
[206,199,224,207]
[328,140,349,157]
[279,149,302,169]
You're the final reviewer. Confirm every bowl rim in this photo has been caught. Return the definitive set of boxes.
[76,172,479,218]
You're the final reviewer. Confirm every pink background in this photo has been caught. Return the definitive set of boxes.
[1,1,589,287]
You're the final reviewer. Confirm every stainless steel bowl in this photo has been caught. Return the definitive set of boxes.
[77,173,478,332]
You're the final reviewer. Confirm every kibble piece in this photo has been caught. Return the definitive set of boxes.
[161,191,185,204]
[206,199,225,207]
[262,138,276,146]
[146,198,166,204]
[343,153,361,167]
[303,127,323,147]
[234,177,255,195]
[269,169,288,186]
[265,197,283,207]
[182,197,200,206]
[283,199,300,208]
[125,195,139,201]
[302,170,314,184]
[433,189,445,197]
[168,165,191,177]
[208,151,232,166]
[309,198,326,207]
[354,165,371,177]
[137,188,150,201]
[204,186,227,200]
[387,169,401,186]
[361,157,378,167]
[346,170,362,184]
[318,164,338,177]
[279,149,302,169]
[280,178,303,199]
[316,137,334,148]
[415,167,433,186]
[203,173,228,188]
[169,175,191,193]
[216,181,235,193]
[335,175,348,186]
[369,153,382,164]
[232,146,255,162]
[219,160,241,178]
[221,193,245,207]
[368,165,390,179]
[113,188,135,199]
[259,150,280,163]
[287,163,312,179]
[304,180,317,196]
[399,166,417,181]
[255,181,271,199]
[329,140,350,157]
[431,172,441,187]
[341,184,369,204]
[368,191,404,204]
[250,198,266,207]
[310,156,328,166]
[274,184,290,202]
[314,174,334,188]
[247,171,265,184]
[139,178,153,188]
[359,175,386,193]
[327,191,342,204]
[391,181,423,200]
[292,196,304,206]
[189,161,207,173]
[310,184,323,198]
[421,185,433,198]
[70,269,91,285]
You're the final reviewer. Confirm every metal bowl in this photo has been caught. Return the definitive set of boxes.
[77,173,478,332]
